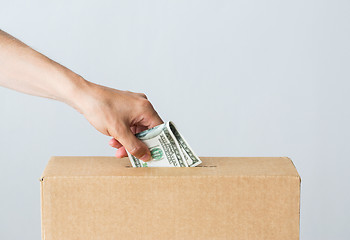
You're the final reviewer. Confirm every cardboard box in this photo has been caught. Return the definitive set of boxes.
[40,157,300,240]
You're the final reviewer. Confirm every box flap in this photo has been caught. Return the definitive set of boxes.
[41,156,299,180]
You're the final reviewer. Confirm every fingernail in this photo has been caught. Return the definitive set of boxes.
[139,153,151,162]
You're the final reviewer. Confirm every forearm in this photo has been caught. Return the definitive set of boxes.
[0,30,86,110]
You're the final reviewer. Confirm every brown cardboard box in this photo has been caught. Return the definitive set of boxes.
[40,157,300,240]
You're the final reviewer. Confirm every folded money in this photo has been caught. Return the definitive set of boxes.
[127,121,202,167]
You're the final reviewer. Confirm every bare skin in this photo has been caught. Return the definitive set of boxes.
[0,29,163,161]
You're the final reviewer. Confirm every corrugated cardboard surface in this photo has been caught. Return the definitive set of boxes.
[41,157,300,240]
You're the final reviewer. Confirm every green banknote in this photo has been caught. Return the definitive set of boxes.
[127,121,202,167]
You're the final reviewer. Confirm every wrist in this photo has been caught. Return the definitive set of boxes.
[60,73,92,113]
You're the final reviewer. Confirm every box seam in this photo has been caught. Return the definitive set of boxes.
[40,180,45,240]
[41,175,301,180]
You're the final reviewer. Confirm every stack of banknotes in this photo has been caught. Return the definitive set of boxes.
[127,121,202,167]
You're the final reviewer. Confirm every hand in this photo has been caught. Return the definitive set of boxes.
[75,80,163,161]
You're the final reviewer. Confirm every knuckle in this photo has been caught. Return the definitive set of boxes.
[138,92,147,99]
[139,98,152,109]
[128,145,145,157]
[144,110,158,121]
[112,125,127,138]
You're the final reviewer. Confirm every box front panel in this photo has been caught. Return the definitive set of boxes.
[42,176,299,240]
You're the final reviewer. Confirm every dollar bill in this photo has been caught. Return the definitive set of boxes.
[127,121,202,167]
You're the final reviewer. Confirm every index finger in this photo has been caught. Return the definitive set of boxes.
[148,111,164,129]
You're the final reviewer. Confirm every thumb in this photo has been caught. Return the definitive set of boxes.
[113,126,151,162]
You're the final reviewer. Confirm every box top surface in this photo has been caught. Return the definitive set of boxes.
[41,157,299,179]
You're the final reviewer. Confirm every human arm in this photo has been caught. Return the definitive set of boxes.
[0,29,162,161]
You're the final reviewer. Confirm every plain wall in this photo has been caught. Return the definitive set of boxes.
[1,0,349,239]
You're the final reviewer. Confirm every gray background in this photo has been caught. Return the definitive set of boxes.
[1,0,349,239]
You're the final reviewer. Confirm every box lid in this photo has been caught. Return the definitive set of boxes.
[41,156,300,179]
